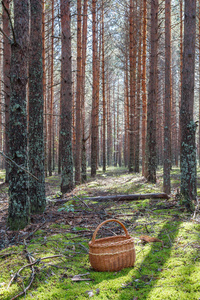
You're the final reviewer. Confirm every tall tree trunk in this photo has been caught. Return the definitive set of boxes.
[48,0,54,176]
[81,0,88,182]
[142,0,147,176]
[2,0,11,182]
[179,0,183,164]
[29,0,46,214]
[163,0,171,194]
[75,0,82,184]
[91,0,98,177]
[129,0,135,172]
[42,0,48,177]
[60,0,73,193]
[0,36,2,168]
[180,0,197,210]
[199,0,200,165]
[135,1,142,173]
[102,0,106,172]
[8,0,30,230]
[145,0,158,183]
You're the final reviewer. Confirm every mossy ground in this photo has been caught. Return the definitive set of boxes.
[0,167,200,299]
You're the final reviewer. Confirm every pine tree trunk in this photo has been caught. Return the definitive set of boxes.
[29,0,46,214]
[2,0,11,182]
[60,0,73,193]
[180,0,197,210]
[142,0,147,176]
[42,0,48,177]
[135,2,142,173]
[91,0,98,177]
[48,0,54,177]
[75,0,82,184]
[129,0,135,172]
[8,0,30,230]
[163,0,171,194]
[102,0,106,172]
[81,0,88,182]
[145,0,158,183]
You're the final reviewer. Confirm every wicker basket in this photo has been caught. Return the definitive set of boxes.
[89,219,135,272]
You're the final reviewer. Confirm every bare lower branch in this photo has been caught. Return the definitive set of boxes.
[2,0,16,43]
[0,151,39,181]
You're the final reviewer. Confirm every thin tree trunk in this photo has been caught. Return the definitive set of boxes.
[163,0,171,194]
[135,1,142,173]
[129,0,135,172]
[142,0,147,176]
[102,0,106,172]
[91,0,98,177]
[75,0,82,184]
[81,0,88,182]
[48,0,54,176]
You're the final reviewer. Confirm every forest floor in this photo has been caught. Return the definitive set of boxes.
[0,167,200,300]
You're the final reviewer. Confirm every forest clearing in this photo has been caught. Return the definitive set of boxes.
[0,168,200,299]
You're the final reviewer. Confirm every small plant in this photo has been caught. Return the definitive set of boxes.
[58,203,74,212]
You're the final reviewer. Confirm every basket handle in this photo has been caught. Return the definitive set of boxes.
[91,219,131,244]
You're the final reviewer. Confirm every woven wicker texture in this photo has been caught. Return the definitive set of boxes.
[89,219,136,272]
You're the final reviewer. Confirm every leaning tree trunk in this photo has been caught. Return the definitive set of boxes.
[180,0,197,210]
[29,0,46,214]
[8,0,30,230]
[60,0,74,193]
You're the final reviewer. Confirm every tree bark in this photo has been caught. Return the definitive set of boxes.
[91,0,98,177]
[60,0,74,194]
[29,0,46,214]
[180,0,197,210]
[75,0,82,184]
[163,0,171,194]
[81,0,88,182]
[8,0,30,230]
[2,0,11,182]
[145,0,158,183]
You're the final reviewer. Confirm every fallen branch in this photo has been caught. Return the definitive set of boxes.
[54,193,170,205]
[8,254,64,299]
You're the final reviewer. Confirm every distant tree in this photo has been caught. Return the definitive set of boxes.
[60,0,74,193]
[180,0,197,210]
[8,0,30,230]
[145,0,158,183]
[2,0,11,182]
[29,0,46,214]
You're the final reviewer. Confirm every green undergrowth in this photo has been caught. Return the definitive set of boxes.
[1,168,200,299]
[1,217,200,300]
